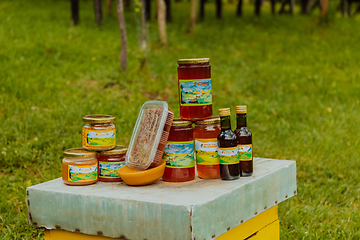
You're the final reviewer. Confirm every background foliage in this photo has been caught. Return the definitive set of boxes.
[0,0,359,239]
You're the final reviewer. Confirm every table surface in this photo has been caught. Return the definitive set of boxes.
[27,158,297,240]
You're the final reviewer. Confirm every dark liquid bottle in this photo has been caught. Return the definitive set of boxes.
[217,108,240,180]
[234,105,253,177]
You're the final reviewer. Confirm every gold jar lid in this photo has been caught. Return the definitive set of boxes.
[236,105,247,114]
[63,148,96,158]
[82,115,115,124]
[98,145,127,155]
[195,116,220,125]
[219,108,231,117]
[177,58,210,65]
[172,118,193,126]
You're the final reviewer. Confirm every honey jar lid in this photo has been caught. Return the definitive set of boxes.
[177,58,210,65]
[63,148,96,158]
[172,118,193,126]
[219,108,231,117]
[99,145,127,155]
[195,116,220,125]
[82,115,115,124]
[236,105,247,113]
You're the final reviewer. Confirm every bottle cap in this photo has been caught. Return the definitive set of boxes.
[98,145,127,155]
[177,58,210,65]
[236,105,247,113]
[195,116,220,125]
[219,108,231,116]
[172,118,193,126]
[82,115,115,124]
[63,148,97,158]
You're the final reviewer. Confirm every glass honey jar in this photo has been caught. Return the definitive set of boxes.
[194,116,221,179]
[62,148,98,186]
[177,58,213,121]
[162,119,195,182]
[97,145,127,182]
[82,115,116,151]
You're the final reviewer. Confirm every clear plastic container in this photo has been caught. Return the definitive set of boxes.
[125,101,174,170]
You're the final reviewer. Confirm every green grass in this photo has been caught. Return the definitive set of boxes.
[1,0,360,239]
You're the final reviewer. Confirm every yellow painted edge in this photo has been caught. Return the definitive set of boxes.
[246,219,280,240]
[45,229,127,240]
[216,205,278,240]
[45,206,278,240]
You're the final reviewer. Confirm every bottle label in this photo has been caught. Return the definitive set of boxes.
[82,128,116,148]
[218,146,239,165]
[163,141,195,168]
[99,161,124,178]
[179,79,212,106]
[238,144,253,161]
[195,138,219,165]
[68,164,97,182]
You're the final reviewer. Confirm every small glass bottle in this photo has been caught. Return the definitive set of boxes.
[177,58,213,121]
[217,108,240,180]
[97,145,127,182]
[194,116,221,179]
[82,115,116,151]
[62,148,98,186]
[234,105,253,177]
[162,119,195,182]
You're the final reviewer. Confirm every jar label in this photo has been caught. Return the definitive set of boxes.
[99,161,124,178]
[238,144,253,161]
[195,138,219,165]
[163,141,195,168]
[82,128,116,148]
[218,146,239,165]
[68,164,97,182]
[179,79,212,106]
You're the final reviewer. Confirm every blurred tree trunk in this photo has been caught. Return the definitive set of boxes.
[141,0,147,50]
[165,0,172,22]
[117,0,127,71]
[301,0,308,14]
[145,0,151,21]
[236,0,243,17]
[279,0,294,14]
[255,0,262,16]
[270,0,276,14]
[106,0,111,14]
[200,0,206,21]
[70,0,79,26]
[341,0,346,16]
[290,0,294,14]
[306,0,315,13]
[156,0,167,46]
[216,0,222,19]
[189,0,197,32]
[124,0,131,8]
[320,0,328,18]
[94,0,103,25]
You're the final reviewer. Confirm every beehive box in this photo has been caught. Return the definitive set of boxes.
[27,158,296,240]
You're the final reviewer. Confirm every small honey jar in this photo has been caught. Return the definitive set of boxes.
[82,115,116,151]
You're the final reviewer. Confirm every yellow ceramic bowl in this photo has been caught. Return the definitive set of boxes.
[118,161,166,186]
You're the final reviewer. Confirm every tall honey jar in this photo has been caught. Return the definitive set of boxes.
[177,58,213,121]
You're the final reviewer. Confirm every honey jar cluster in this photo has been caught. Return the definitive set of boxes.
[62,115,127,186]
[161,58,253,182]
